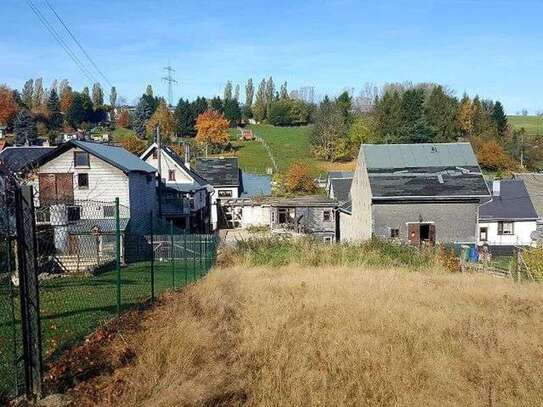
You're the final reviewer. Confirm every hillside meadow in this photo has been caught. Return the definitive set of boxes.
[60,242,543,407]
[508,115,543,135]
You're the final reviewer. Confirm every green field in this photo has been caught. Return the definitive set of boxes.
[508,115,543,135]
[112,127,137,141]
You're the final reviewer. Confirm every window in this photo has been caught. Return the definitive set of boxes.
[498,222,514,235]
[479,227,488,241]
[218,190,233,198]
[168,170,176,181]
[323,236,333,244]
[390,228,400,239]
[67,206,81,222]
[152,150,158,159]
[103,206,115,218]
[74,151,90,167]
[77,173,89,189]
[36,207,51,223]
[323,210,332,222]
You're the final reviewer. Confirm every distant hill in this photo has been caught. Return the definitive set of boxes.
[508,115,543,135]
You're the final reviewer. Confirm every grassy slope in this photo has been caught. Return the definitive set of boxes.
[508,115,543,135]
[112,127,137,141]
[71,264,543,406]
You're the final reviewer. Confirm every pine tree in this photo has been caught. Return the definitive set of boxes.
[253,79,267,122]
[265,77,275,104]
[80,91,94,123]
[174,98,195,136]
[191,96,208,118]
[210,97,223,113]
[424,86,459,142]
[65,93,86,127]
[280,82,288,99]
[223,98,241,127]
[14,110,37,145]
[21,79,34,109]
[224,81,233,100]
[33,78,44,111]
[82,87,90,97]
[92,83,104,108]
[492,101,508,138]
[245,78,254,106]
[110,86,117,107]
[374,90,403,142]
[133,94,154,138]
[47,88,62,130]
[233,84,240,101]
[145,85,153,97]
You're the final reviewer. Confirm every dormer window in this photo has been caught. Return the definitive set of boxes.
[168,170,176,181]
[74,151,90,167]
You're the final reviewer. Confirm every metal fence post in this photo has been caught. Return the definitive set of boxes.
[170,220,174,289]
[150,211,155,302]
[14,185,42,399]
[115,197,121,315]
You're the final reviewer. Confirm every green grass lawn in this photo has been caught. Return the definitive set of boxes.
[0,259,212,397]
[112,127,137,141]
[249,124,313,172]
[508,115,543,135]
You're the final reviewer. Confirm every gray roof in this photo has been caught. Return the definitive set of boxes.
[241,173,272,197]
[513,173,543,218]
[194,157,240,186]
[0,147,55,173]
[361,143,488,199]
[68,218,129,233]
[362,143,478,170]
[71,141,156,174]
[328,171,354,179]
[329,178,352,204]
[338,200,352,214]
[480,180,538,221]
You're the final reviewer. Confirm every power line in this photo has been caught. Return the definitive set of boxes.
[25,0,98,84]
[43,0,113,88]
[162,65,178,107]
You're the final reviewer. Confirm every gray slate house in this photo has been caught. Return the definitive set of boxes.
[326,171,353,205]
[341,143,490,244]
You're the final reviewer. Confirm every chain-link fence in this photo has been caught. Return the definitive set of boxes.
[0,175,24,402]
[0,187,219,401]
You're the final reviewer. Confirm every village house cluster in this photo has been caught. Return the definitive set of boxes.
[0,138,541,272]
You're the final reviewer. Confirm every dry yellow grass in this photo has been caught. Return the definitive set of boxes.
[77,266,543,407]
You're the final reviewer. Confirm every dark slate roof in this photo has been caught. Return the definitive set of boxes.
[367,166,489,199]
[338,200,352,214]
[330,178,352,204]
[194,157,240,187]
[71,141,155,174]
[513,173,543,218]
[241,173,272,197]
[479,180,538,221]
[0,147,55,173]
[362,143,478,170]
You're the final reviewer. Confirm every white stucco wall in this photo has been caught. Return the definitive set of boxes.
[240,205,270,227]
[478,220,536,246]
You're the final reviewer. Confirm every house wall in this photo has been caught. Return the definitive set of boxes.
[212,187,239,229]
[339,211,352,241]
[270,206,336,236]
[372,201,479,243]
[478,220,536,246]
[144,149,193,184]
[34,147,131,216]
[341,147,372,241]
[240,205,270,227]
[128,172,157,234]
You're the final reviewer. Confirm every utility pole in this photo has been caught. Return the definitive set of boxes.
[162,65,178,107]
[157,126,162,216]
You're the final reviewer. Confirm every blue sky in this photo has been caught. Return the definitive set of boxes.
[2,0,542,113]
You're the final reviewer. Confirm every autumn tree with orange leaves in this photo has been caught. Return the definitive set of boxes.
[195,110,230,156]
[0,85,19,126]
[146,101,175,142]
[119,134,147,155]
[284,162,317,193]
[117,109,130,128]
[473,138,517,172]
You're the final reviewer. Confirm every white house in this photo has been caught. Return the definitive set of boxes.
[478,180,538,247]
[140,143,211,232]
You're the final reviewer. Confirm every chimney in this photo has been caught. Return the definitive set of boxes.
[184,143,190,169]
[492,180,500,197]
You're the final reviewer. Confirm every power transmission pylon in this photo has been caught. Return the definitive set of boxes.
[162,65,178,107]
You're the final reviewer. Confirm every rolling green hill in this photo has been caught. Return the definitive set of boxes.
[508,115,543,135]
